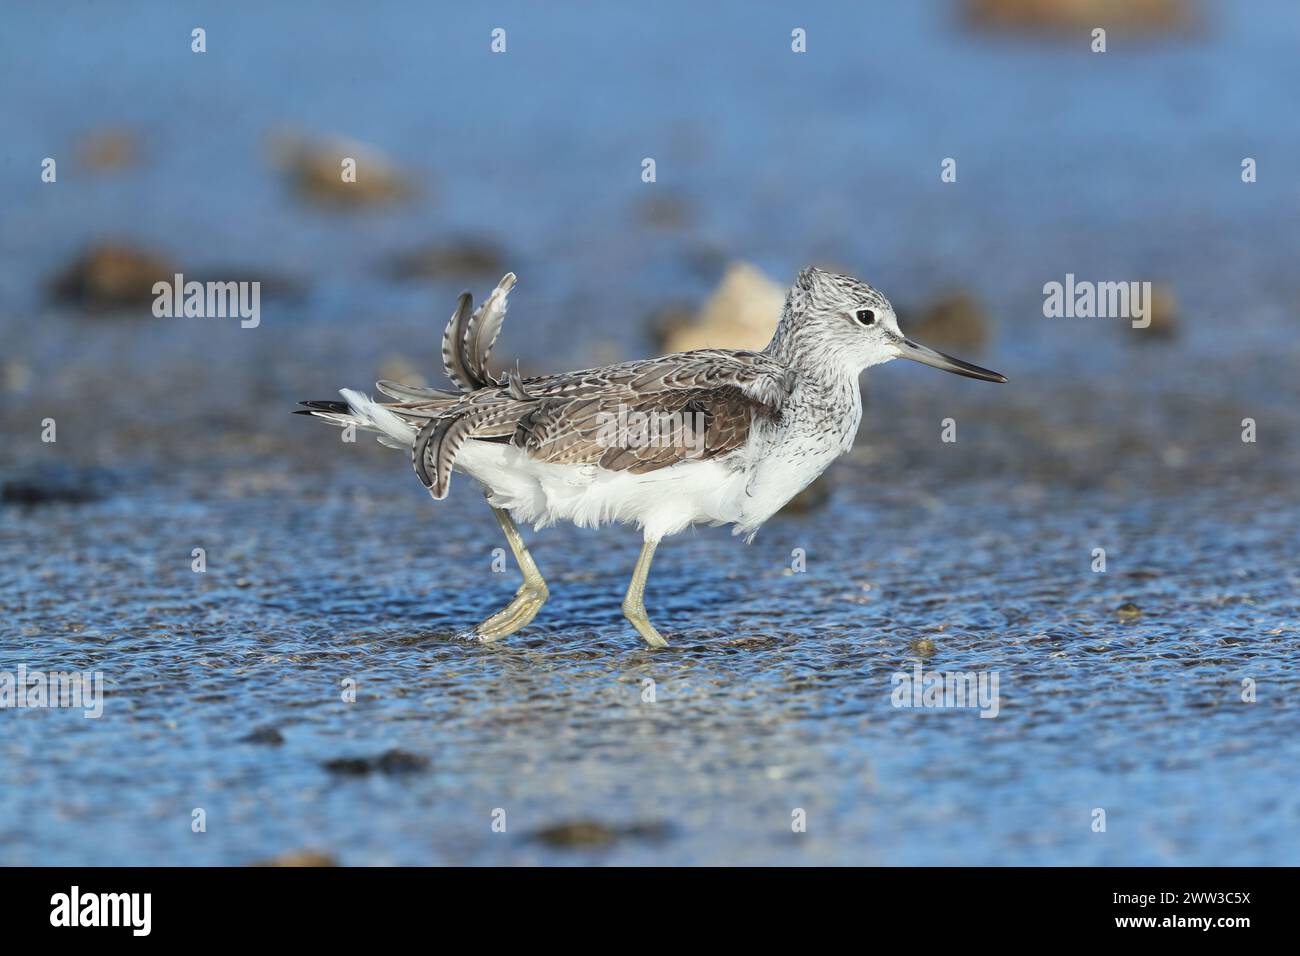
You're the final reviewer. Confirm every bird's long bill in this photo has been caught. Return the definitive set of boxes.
[897,338,1007,383]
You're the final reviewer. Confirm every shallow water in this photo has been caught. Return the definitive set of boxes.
[2,0,1299,865]
[4,468,1298,865]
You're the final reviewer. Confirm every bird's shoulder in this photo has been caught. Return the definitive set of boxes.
[518,349,795,409]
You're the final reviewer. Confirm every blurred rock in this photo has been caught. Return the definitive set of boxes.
[899,290,990,353]
[531,821,616,848]
[634,193,693,229]
[78,128,140,171]
[387,237,507,279]
[529,820,673,849]
[270,131,413,207]
[50,243,177,310]
[239,726,285,746]
[322,748,429,776]
[52,245,304,310]
[252,850,337,867]
[1132,284,1178,340]
[910,637,938,657]
[3,465,113,505]
[965,0,1194,34]
[1116,601,1142,619]
[656,261,785,353]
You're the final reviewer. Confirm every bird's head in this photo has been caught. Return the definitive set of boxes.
[780,267,1006,383]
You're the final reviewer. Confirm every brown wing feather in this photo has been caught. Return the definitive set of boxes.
[391,349,793,493]
[516,384,778,474]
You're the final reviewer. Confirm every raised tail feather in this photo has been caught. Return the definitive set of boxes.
[296,272,525,496]
[440,272,516,393]
[440,292,477,392]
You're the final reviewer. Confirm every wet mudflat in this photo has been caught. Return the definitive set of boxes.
[2,1,1299,864]
[4,359,1297,866]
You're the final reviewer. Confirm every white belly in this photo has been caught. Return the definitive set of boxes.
[455,440,755,542]
[452,411,847,544]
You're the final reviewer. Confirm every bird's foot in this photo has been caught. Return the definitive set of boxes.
[623,604,669,649]
[475,582,548,643]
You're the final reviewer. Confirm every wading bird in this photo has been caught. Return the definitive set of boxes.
[299,268,1005,647]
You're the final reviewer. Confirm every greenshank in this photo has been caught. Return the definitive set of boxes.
[298,267,1006,647]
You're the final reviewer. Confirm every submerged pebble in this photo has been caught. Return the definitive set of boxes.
[910,637,938,657]
[322,748,430,776]
[529,820,673,849]
[2,465,113,505]
[239,726,285,746]
[251,850,337,867]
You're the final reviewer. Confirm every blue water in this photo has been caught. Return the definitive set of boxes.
[1,0,1298,865]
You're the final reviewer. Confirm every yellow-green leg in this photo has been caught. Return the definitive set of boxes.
[476,506,548,642]
[622,539,668,648]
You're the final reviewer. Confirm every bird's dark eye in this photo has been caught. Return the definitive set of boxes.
[854,309,876,326]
